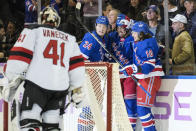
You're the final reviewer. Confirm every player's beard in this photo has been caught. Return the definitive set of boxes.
[118,30,126,38]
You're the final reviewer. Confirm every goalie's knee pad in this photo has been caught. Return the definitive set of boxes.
[20,128,42,131]
[20,119,42,131]
[42,109,60,124]
[42,123,60,131]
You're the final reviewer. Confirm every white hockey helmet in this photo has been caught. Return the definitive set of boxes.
[40,7,61,27]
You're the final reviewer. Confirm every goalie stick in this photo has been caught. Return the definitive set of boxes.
[74,3,151,97]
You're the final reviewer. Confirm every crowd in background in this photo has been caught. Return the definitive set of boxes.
[0,0,196,75]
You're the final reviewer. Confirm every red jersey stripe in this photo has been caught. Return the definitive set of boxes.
[70,55,84,61]
[69,62,84,71]
[11,47,33,55]
[8,56,32,64]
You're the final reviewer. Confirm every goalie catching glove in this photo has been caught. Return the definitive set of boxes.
[68,86,86,108]
[120,64,138,76]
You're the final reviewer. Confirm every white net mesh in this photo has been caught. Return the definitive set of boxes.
[63,62,133,131]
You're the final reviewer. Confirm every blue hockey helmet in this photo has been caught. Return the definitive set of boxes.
[131,21,153,35]
[116,14,134,29]
[96,16,109,26]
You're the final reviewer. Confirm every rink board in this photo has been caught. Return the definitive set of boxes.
[152,76,196,131]
[0,62,196,131]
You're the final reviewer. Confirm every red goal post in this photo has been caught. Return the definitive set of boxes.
[63,62,133,131]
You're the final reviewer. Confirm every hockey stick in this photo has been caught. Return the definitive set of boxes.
[74,5,151,97]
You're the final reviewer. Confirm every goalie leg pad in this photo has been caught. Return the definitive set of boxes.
[20,104,42,121]
[20,119,42,131]
[42,123,60,131]
[42,109,60,124]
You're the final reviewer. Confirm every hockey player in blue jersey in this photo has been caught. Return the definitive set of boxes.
[109,14,142,129]
[78,16,110,130]
[79,16,110,62]
[122,21,164,131]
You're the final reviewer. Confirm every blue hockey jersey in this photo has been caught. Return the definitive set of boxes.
[25,0,37,25]
[109,31,134,66]
[79,31,110,62]
[132,37,164,79]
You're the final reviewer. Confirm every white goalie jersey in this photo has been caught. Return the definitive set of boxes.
[5,25,85,91]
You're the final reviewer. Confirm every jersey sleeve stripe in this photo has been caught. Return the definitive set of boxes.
[9,51,33,60]
[70,55,84,61]
[69,55,85,71]
[11,47,33,55]
[69,62,85,71]
[8,47,33,64]
[8,56,32,64]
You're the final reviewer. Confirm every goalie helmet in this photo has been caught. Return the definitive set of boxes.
[116,14,134,30]
[96,16,109,26]
[40,7,61,27]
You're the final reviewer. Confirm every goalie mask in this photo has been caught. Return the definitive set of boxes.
[40,7,61,27]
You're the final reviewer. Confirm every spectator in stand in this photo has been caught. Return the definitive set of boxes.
[161,0,180,26]
[126,0,147,21]
[50,0,63,14]
[109,0,130,14]
[3,19,20,60]
[25,0,62,27]
[25,0,38,27]
[182,0,196,57]
[0,24,6,61]
[76,0,99,31]
[107,9,120,33]
[182,0,196,32]
[102,2,113,16]
[0,19,4,26]
[177,0,186,12]
[0,25,6,43]
[146,5,172,71]
[189,14,196,63]
[169,14,195,75]
[6,20,18,45]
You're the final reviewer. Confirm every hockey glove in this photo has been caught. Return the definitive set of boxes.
[120,64,138,76]
[104,53,113,61]
[2,75,23,102]
[68,87,86,108]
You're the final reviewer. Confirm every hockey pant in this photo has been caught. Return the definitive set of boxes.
[78,106,95,131]
[19,80,67,131]
[122,76,161,131]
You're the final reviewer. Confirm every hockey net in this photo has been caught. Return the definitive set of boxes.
[1,62,132,131]
[63,62,132,131]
